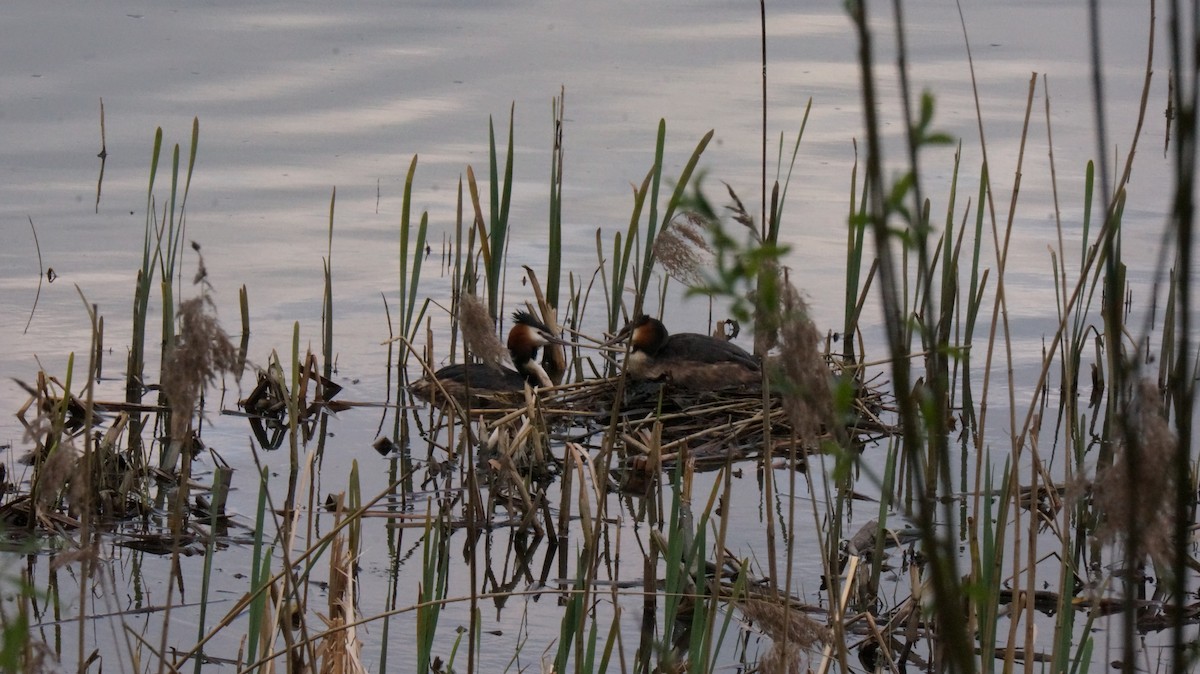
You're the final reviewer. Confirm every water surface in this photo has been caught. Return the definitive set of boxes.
[0,1,1186,670]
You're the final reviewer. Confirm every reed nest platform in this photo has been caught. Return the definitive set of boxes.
[412,353,898,485]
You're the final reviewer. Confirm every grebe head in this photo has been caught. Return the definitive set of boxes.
[605,315,760,389]
[629,315,669,355]
[507,311,570,386]
[607,315,669,355]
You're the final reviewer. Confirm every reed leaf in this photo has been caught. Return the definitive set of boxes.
[486,106,516,321]
[323,188,335,381]
[415,511,450,674]
[635,125,713,308]
[245,467,272,668]
[547,88,565,310]
[612,171,651,332]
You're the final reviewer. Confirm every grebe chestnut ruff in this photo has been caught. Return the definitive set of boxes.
[609,315,760,390]
[411,311,569,407]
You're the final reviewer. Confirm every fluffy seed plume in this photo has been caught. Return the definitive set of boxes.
[1092,379,1179,566]
[458,293,508,368]
[653,212,715,289]
[160,296,242,448]
[740,596,830,673]
[767,273,832,444]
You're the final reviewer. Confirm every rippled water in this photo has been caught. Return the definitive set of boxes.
[0,1,1187,670]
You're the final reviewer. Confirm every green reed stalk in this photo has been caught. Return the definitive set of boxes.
[959,167,989,437]
[416,514,450,674]
[444,627,468,673]
[868,441,899,596]
[193,464,229,674]
[238,284,250,371]
[245,467,272,670]
[547,89,565,310]
[690,473,740,674]
[0,574,33,670]
[486,107,515,321]
[935,148,962,383]
[126,128,162,452]
[609,173,648,333]
[634,124,712,312]
[72,294,101,672]
[398,156,430,349]
[659,478,688,650]
[553,552,588,673]
[158,119,199,357]
[286,322,301,511]
[972,456,1011,674]
[377,462,402,674]
[348,461,362,569]
[323,188,335,381]
[1159,265,1178,387]
[1050,467,1080,673]
[465,167,488,294]
[581,616,599,673]
[594,610,621,673]
[408,253,430,346]
[704,467,740,671]
[147,120,199,471]
[450,177,465,363]
[683,527,712,674]
[316,189,336,465]
[770,100,812,237]
[843,159,870,365]
[849,0,971,665]
[636,121,667,309]
[398,157,413,343]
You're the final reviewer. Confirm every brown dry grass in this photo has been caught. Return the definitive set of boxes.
[317,504,365,674]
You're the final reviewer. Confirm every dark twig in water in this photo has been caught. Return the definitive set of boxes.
[95,97,107,214]
[24,216,43,335]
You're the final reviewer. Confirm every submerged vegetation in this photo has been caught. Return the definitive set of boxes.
[2,3,1198,674]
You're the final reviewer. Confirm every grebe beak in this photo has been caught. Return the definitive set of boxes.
[512,323,573,350]
[540,331,573,347]
[602,321,636,347]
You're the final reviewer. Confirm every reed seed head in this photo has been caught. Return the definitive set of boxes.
[771,277,832,443]
[1092,379,1178,567]
[740,596,829,673]
[653,212,715,289]
[160,296,241,443]
[458,293,508,368]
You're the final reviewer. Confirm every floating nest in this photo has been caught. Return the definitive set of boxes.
[412,351,897,491]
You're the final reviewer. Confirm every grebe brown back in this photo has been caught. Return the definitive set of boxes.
[609,315,760,390]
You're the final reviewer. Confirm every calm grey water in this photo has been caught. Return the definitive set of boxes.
[0,1,1187,670]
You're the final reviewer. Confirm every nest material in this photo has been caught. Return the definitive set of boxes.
[560,361,892,473]
[413,352,895,480]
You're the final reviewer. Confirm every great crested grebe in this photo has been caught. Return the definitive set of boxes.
[411,311,569,407]
[608,315,760,390]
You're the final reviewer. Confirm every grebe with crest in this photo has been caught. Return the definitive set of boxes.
[411,311,569,407]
